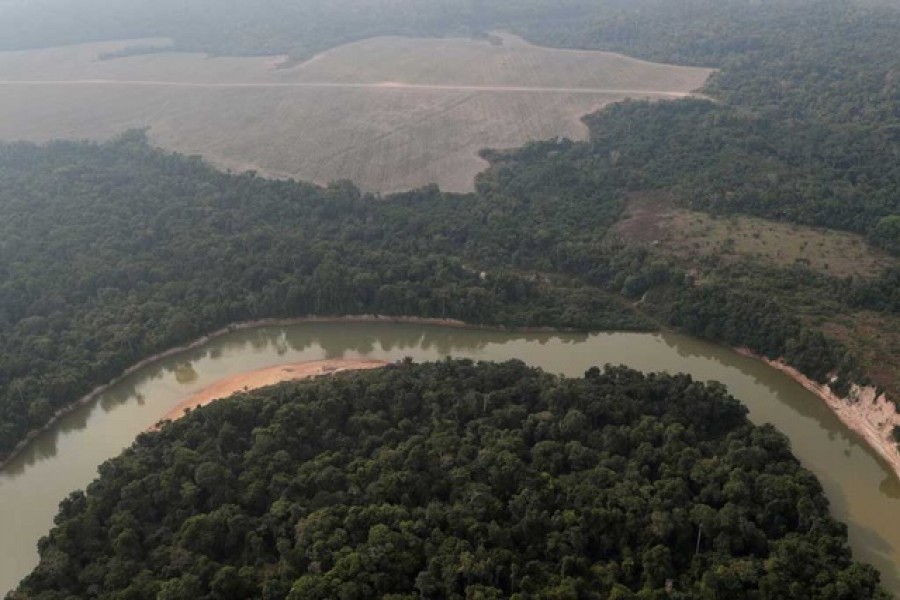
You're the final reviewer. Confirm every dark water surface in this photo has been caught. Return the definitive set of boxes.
[2,323,898,594]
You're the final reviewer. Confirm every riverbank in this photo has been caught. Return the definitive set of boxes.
[152,358,388,427]
[0,314,579,470]
[4,313,895,484]
[736,348,900,482]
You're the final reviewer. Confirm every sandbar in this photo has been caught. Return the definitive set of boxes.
[155,358,388,426]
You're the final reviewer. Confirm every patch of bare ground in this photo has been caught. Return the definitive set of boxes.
[612,193,895,278]
[0,34,711,193]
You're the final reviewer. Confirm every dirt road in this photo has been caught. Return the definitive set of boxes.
[0,79,698,97]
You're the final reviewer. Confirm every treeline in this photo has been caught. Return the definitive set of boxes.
[524,0,900,124]
[1,0,897,243]
[584,101,900,242]
[1,0,898,463]
[483,97,900,253]
[13,361,889,599]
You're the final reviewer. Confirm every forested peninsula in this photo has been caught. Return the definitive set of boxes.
[12,361,890,599]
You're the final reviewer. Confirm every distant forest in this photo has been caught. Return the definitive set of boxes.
[14,361,890,599]
[0,0,601,58]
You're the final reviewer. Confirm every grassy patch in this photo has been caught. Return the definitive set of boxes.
[614,193,894,278]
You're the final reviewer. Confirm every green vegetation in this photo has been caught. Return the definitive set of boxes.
[525,0,900,122]
[515,0,900,249]
[576,99,899,240]
[1,0,895,241]
[0,33,708,196]
[13,360,889,599]
[1,0,899,593]
[508,0,900,395]
[5,127,890,461]
[2,0,899,462]
[0,132,649,460]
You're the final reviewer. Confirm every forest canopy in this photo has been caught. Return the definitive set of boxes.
[0,0,898,595]
[3,128,892,462]
[0,132,653,461]
[13,360,890,599]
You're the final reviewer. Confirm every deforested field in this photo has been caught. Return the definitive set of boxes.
[0,34,712,192]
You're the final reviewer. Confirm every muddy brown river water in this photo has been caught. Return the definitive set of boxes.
[1,323,898,594]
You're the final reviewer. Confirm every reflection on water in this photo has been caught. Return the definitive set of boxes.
[881,473,900,499]
[658,331,868,440]
[0,322,899,595]
[174,363,199,384]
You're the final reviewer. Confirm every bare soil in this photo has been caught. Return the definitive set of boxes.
[737,348,900,483]
[0,34,711,193]
[155,358,387,426]
[823,312,900,402]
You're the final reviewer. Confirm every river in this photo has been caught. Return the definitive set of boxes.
[1,322,898,595]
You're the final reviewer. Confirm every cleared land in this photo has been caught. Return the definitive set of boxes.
[613,193,895,278]
[0,34,711,192]
[613,193,900,399]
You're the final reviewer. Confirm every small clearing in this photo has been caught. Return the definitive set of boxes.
[613,193,895,279]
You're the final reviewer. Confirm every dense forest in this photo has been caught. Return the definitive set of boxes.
[0,132,651,460]
[0,0,602,59]
[3,130,891,461]
[0,0,898,595]
[510,0,900,249]
[12,361,890,599]
[1,0,898,466]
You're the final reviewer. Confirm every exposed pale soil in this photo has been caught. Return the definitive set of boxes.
[823,312,900,401]
[0,34,711,192]
[737,349,900,482]
[0,315,502,469]
[155,358,387,426]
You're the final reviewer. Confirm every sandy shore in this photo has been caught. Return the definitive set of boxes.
[736,348,900,481]
[154,358,388,427]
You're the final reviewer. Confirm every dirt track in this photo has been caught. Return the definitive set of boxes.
[0,79,696,97]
